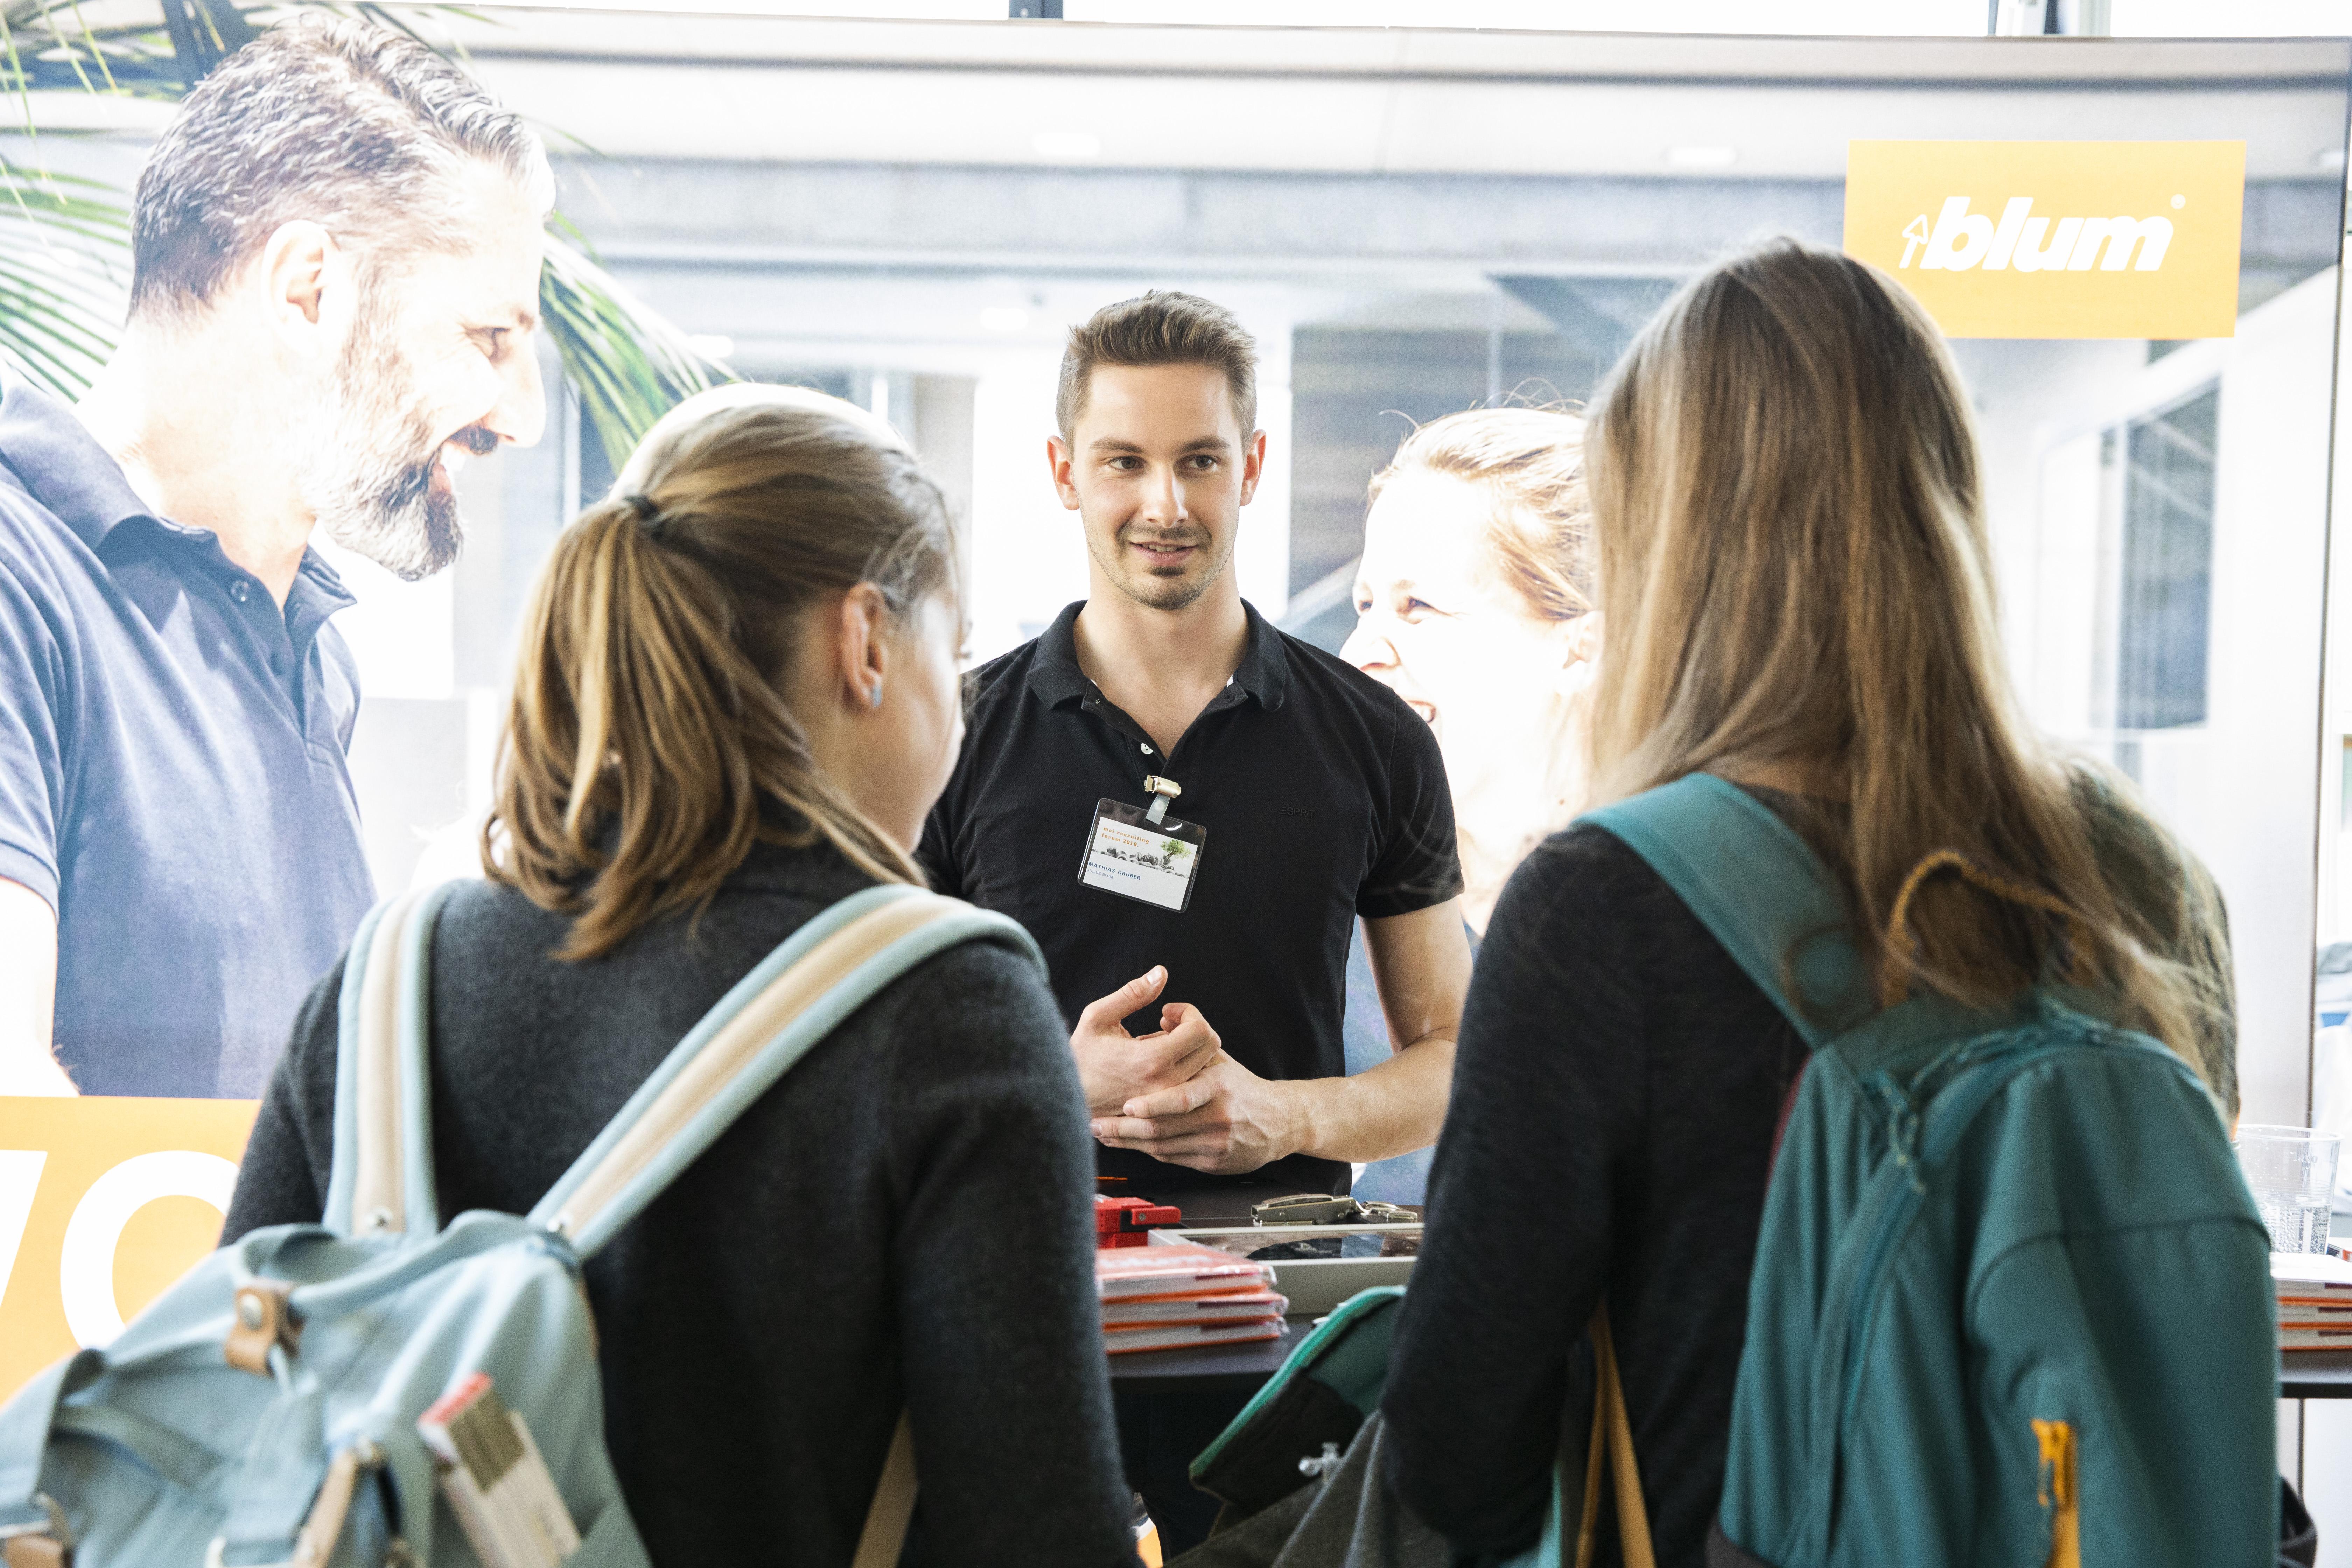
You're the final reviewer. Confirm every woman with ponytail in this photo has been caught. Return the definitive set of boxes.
[1381,241,2237,1567]
[226,386,1140,1566]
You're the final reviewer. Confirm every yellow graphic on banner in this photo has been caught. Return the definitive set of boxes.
[1844,140,2245,340]
[0,1097,256,1401]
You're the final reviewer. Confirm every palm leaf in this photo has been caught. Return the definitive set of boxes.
[541,225,725,473]
[0,154,123,393]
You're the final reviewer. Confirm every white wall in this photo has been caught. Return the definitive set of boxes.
[2003,271,2339,1131]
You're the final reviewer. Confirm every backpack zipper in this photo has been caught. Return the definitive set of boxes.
[1794,1030,2070,1562]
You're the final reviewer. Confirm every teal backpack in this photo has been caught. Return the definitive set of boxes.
[0,881,1038,1568]
[1582,774,2277,1568]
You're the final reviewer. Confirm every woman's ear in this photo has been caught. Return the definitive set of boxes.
[1554,612,1604,698]
[834,583,891,713]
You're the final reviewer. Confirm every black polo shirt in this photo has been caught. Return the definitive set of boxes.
[920,599,1462,1195]
[0,377,375,1097]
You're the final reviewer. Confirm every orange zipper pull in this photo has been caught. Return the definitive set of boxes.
[2031,1419,2079,1568]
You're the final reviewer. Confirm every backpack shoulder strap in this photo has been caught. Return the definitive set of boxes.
[322,883,459,1238]
[1580,774,1873,1050]
[527,882,1042,1256]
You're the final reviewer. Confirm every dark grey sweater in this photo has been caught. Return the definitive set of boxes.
[224,841,1139,1568]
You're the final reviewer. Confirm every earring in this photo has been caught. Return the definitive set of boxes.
[869,684,884,710]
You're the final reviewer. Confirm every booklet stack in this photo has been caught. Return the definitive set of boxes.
[2274,1253,2352,1351]
[1097,1240,1289,1355]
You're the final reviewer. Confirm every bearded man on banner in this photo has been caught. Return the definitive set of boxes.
[0,17,549,1098]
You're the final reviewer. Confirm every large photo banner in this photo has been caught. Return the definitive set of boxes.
[0,12,2345,1412]
[0,1098,256,1398]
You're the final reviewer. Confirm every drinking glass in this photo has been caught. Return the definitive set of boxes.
[2235,1125,2342,1254]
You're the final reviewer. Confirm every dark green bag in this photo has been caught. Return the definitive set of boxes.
[1585,775,2277,1568]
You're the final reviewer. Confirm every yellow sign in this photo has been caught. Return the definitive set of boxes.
[0,1097,257,1400]
[1844,140,2245,340]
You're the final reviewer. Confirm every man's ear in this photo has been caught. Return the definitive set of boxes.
[258,220,350,354]
[1238,428,1269,506]
[1048,434,1081,511]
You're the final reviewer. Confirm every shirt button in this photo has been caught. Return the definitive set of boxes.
[228,580,250,604]
[1141,744,1153,755]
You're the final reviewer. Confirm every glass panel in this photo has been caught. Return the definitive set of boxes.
[2117,387,2219,732]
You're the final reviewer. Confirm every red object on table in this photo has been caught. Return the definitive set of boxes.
[1095,1195,1183,1247]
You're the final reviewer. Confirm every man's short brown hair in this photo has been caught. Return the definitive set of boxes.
[1056,291,1259,441]
[128,16,551,322]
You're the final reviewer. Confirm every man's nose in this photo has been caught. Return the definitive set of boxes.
[1142,463,1185,525]
[483,340,547,449]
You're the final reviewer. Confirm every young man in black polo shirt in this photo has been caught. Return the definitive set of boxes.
[923,290,1472,1202]
[923,290,1472,1548]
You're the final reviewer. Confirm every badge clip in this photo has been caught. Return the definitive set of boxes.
[1142,775,1181,825]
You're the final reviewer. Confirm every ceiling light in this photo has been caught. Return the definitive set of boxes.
[1031,130,1104,160]
[1664,145,1739,170]
[979,306,1031,335]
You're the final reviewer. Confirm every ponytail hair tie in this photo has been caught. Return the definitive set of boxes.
[623,493,660,524]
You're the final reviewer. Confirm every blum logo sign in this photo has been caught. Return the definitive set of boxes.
[1905,200,2174,274]
[1845,140,2244,340]
[0,1096,257,1401]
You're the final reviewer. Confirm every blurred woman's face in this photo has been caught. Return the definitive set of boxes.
[1345,471,1574,778]
[1343,469,1594,927]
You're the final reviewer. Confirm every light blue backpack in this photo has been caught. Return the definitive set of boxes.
[0,880,1040,1568]
[1583,775,2277,1568]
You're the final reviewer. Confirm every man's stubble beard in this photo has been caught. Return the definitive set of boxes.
[301,290,474,583]
[1088,519,1238,614]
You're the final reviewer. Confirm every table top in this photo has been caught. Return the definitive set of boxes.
[1109,1315,1317,1394]
[2281,1352,2352,1399]
[1099,1185,2352,1400]
[1112,1329,2352,1399]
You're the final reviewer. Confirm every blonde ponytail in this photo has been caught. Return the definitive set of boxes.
[485,390,952,960]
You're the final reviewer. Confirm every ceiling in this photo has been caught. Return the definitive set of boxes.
[23,13,2347,180]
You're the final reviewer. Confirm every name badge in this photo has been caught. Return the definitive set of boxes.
[1079,798,1208,912]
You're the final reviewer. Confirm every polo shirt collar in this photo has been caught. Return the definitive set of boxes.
[1026,598,1290,713]
[0,376,151,553]
[0,375,357,623]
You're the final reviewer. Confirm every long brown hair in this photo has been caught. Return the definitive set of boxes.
[1584,239,2232,1105]
[1368,405,1591,623]
[485,387,956,961]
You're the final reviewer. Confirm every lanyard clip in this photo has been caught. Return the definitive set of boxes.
[1143,775,1181,826]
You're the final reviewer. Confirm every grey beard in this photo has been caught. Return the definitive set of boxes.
[303,304,464,582]
[312,412,460,583]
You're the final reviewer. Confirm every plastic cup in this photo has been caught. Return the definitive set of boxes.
[2235,1125,2342,1254]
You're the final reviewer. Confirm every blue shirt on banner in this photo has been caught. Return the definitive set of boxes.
[0,378,376,1097]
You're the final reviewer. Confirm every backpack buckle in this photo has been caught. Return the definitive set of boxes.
[224,1281,301,1377]
[0,1493,74,1568]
